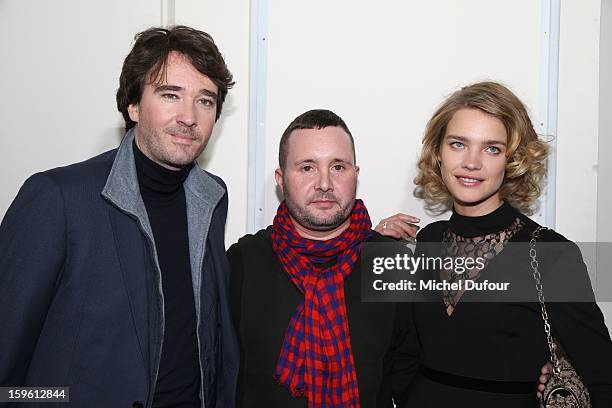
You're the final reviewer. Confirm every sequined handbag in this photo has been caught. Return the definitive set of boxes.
[530,227,591,408]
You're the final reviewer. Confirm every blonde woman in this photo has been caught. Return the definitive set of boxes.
[378,82,612,406]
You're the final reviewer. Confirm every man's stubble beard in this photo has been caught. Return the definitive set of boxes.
[135,122,205,169]
[283,185,356,232]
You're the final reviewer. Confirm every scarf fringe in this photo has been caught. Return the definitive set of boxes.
[273,374,307,398]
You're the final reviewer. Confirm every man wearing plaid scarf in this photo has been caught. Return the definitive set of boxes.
[227,109,418,408]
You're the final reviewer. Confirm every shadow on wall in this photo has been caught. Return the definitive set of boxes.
[87,124,125,158]
[198,93,237,169]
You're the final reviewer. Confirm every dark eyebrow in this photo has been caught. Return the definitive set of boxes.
[483,139,507,146]
[446,134,507,146]
[292,158,354,166]
[200,89,218,100]
[154,85,183,93]
[445,135,467,142]
[294,159,316,166]
[154,85,218,100]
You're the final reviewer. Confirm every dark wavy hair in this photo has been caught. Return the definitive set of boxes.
[278,109,355,170]
[116,25,234,131]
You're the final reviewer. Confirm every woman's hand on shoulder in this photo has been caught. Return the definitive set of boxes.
[375,213,420,240]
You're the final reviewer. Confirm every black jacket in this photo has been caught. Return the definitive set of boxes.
[228,228,418,408]
[409,206,612,407]
[0,131,238,407]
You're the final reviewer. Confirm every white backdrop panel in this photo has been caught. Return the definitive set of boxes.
[0,0,161,220]
[264,0,542,228]
[172,0,251,247]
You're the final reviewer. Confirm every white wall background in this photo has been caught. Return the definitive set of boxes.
[262,0,543,230]
[597,0,612,337]
[171,0,251,249]
[0,0,609,333]
[0,0,161,210]
[556,0,600,242]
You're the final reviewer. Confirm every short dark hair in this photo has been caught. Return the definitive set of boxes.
[278,109,355,169]
[116,25,234,131]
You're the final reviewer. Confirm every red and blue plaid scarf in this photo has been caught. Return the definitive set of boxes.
[271,199,372,408]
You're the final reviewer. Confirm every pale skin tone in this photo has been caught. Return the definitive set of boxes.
[438,108,507,217]
[375,108,507,236]
[373,213,421,240]
[376,107,552,392]
[439,108,507,316]
[379,108,508,242]
[275,126,359,241]
[128,51,219,170]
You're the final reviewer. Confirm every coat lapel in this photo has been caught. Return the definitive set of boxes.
[101,130,163,388]
[107,208,153,378]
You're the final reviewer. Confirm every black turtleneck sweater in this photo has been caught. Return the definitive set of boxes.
[133,141,201,408]
[446,202,518,237]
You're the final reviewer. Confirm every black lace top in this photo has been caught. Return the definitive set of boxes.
[409,202,612,406]
[441,203,523,311]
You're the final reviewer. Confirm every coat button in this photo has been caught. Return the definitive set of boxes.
[132,402,143,408]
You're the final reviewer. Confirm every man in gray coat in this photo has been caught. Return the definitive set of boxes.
[0,26,238,407]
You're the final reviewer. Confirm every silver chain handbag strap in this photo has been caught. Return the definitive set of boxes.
[529,226,562,376]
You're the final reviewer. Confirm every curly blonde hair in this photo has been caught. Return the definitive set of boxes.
[414,81,549,215]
